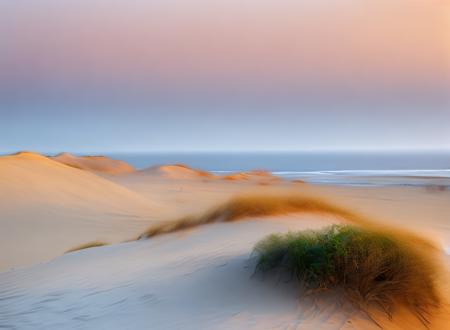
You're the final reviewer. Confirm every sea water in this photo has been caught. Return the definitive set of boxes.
[106,151,450,187]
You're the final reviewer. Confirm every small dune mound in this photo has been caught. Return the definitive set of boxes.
[140,164,280,183]
[222,173,250,181]
[52,153,134,175]
[142,164,215,180]
[254,224,440,325]
[139,193,367,239]
[222,170,280,183]
[65,241,108,253]
[8,151,49,160]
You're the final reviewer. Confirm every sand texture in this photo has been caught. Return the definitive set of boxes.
[1,152,449,329]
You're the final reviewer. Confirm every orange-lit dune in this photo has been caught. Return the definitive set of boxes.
[0,152,159,270]
[52,152,134,174]
[140,164,215,180]
[222,170,280,184]
[136,164,280,183]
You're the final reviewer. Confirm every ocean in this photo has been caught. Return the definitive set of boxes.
[106,151,450,187]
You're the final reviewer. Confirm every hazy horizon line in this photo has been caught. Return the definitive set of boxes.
[2,148,450,156]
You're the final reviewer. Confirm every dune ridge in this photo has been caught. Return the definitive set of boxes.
[138,192,436,249]
[0,151,154,210]
[136,163,280,183]
[139,163,214,179]
[51,152,134,174]
[138,193,363,238]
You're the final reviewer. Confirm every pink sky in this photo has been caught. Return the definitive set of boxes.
[2,0,448,91]
[1,0,449,152]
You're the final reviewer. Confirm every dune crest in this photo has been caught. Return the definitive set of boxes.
[139,192,439,255]
[138,192,366,239]
[222,169,280,183]
[8,150,51,160]
[140,163,214,180]
[0,152,150,208]
[51,152,134,174]
[139,163,280,184]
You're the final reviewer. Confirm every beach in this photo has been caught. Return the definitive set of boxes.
[1,152,449,329]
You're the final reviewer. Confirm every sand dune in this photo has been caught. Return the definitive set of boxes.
[1,153,450,329]
[222,170,280,183]
[52,152,134,174]
[0,215,377,330]
[135,164,279,183]
[138,192,367,239]
[0,152,146,210]
[1,215,448,329]
[0,152,159,271]
[138,164,214,180]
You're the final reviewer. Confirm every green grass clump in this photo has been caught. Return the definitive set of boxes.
[254,225,440,324]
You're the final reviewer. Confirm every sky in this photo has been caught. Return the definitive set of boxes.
[1,0,449,153]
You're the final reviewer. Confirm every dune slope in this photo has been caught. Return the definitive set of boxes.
[0,215,374,330]
[0,152,159,270]
[2,215,448,330]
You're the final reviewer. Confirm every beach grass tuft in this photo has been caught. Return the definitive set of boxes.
[253,224,440,324]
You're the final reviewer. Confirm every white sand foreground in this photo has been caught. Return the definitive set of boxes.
[0,152,449,329]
